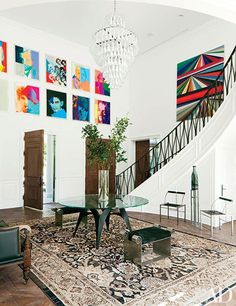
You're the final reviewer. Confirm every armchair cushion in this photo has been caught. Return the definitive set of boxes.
[0,255,23,265]
[0,227,21,262]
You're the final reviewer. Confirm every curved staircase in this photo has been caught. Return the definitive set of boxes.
[116,46,236,200]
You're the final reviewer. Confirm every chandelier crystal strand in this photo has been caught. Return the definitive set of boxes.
[92,1,138,89]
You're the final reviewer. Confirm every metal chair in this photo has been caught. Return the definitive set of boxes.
[200,196,234,237]
[160,191,186,224]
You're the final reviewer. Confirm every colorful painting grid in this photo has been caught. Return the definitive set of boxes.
[47,89,67,119]
[72,63,90,92]
[0,79,8,111]
[95,69,110,96]
[15,45,39,80]
[0,40,7,73]
[46,55,67,86]
[177,45,224,121]
[73,95,90,121]
[95,100,110,124]
[16,85,40,115]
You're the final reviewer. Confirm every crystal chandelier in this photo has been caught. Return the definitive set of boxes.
[91,0,138,89]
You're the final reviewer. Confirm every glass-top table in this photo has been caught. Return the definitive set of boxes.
[59,194,149,248]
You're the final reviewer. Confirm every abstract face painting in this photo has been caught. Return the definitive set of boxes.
[95,70,110,96]
[16,85,40,115]
[46,55,67,86]
[0,40,7,73]
[47,89,67,119]
[73,95,90,121]
[95,100,110,124]
[72,63,90,92]
[177,46,224,121]
[15,45,39,79]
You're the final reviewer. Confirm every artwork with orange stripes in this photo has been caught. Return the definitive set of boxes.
[177,46,224,121]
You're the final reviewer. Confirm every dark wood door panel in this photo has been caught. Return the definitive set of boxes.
[24,130,44,210]
[135,140,150,188]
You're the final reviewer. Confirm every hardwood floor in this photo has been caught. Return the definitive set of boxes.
[0,205,236,305]
[128,211,236,246]
[0,266,53,306]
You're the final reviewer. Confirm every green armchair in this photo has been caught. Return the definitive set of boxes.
[0,221,31,283]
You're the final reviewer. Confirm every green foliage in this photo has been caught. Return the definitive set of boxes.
[82,117,130,169]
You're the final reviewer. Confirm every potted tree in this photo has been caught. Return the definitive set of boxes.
[82,117,130,201]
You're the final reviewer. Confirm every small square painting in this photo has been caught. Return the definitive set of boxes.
[15,45,39,79]
[0,79,8,111]
[47,89,67,119]
[95,69,110,96]
[95,100,110,124]
[72,63,90,92]
[0,40,7,73]
[73,95,90,121]
[16,85,40,115]
[46,55,66,86]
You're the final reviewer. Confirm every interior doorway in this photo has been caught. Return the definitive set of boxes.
[43,134,56,204]
[135,137,160,187]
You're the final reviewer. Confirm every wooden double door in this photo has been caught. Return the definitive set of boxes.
[23,132,116,210]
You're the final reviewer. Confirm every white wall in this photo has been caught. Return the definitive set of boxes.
[129,18,236,140]
[214,118,236,218]
[129,81,236,224]
[0,17,130,209]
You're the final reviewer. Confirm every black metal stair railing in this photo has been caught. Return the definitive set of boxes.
[116,46,236,196]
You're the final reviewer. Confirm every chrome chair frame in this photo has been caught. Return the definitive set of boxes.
[160,190,186,225]
[200,196,234,237]
[123,224,173,266]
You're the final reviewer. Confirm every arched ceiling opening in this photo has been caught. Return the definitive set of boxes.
[0,0,236,24]
[0,0,217,54]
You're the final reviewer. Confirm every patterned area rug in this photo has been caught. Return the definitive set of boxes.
[29,215,236,306]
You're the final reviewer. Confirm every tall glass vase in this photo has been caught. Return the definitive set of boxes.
[98,170,109,202]
[191,166,199,226]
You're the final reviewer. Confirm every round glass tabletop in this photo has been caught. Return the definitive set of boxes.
[59,194,148,210]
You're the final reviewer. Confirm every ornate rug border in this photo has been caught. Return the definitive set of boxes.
[29,269,65,306]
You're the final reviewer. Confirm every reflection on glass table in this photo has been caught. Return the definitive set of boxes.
[59,194,149,248]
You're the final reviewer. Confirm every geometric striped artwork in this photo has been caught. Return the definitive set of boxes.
[177,46,224,121]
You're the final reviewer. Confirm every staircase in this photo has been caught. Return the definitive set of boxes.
[116,46,236,196]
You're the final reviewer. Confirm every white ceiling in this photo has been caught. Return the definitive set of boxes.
[0,0,212,54]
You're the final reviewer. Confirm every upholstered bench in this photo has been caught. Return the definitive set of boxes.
[123,224,172,266]
[51,206,87,227]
